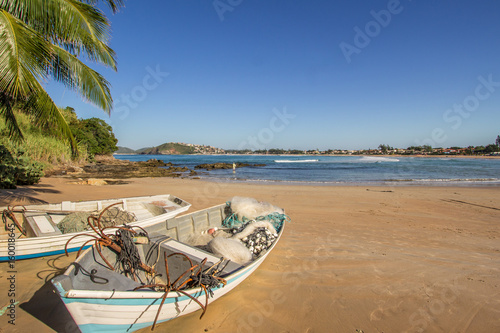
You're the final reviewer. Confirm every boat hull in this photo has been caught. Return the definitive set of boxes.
[56,254,269,332]
[51,202,285,332]
[0,194,190,261]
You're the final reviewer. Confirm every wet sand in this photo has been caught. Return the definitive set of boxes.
[1,177,500,332]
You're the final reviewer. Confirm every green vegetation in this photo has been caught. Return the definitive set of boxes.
[140,142,196,155]
[60,106,117,159]
[0,108,118,188]
[378,144,393,154]
[71,118,118,158]
[478,144,500,154]
[0,1,126,188]
[0,144,44,189]
[0,0,123,153]
[0,111,87,168]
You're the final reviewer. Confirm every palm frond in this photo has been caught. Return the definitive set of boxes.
[25,88,78,155]
[65,33,117,70]
[0,92,24,140]
[1,0,116,69]
[0,9,52,99]
[52,45,113,113]
[54,0,117,69]
[0,0,118,155]
[83,0,125,14]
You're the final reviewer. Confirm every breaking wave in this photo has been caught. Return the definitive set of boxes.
[274,159,319,163]
[358,156,400,163]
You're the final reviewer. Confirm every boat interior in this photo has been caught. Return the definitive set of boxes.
[53,204,246,293]
[1,195,186,240]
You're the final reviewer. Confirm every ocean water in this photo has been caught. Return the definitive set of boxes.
[114,154,500,186]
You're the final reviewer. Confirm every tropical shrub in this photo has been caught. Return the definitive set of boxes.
[0,145,44,189]
[71,117,118,158]
[0,111,87,168]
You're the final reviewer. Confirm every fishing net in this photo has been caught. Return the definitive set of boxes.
[208,237,252,265]
[57,207,137,234]
[57,212,92,234]
[222,197,290,232]
[229,196,284,219]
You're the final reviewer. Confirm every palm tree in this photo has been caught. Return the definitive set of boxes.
[0,0,124,154]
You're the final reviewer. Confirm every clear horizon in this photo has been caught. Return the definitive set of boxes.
[46,1,500,151]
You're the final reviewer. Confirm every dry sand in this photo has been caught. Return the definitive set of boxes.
[1,177,500,333]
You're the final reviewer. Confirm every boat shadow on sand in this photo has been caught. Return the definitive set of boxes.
[20,255,79,333]
[21,281,79,333]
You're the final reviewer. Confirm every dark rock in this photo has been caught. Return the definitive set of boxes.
[194,163,232,170]
[167,166,189,172]
[137,159,172,167]
[75,159,181,179]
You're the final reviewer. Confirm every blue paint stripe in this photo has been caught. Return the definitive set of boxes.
[78,320,165,333]
[0,245,90,262]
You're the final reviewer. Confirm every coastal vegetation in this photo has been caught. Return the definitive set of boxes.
[0,0,124,188]
[0,110,84,188]
[64,107,118,160]
[119,142,224,155]
[0,108,117,188]
[0,0,121,153]
[0,144,44,189]
[138,142,196,155]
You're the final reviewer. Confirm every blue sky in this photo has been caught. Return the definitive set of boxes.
[46,0,500,150]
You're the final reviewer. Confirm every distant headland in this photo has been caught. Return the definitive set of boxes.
[115,141,500,157]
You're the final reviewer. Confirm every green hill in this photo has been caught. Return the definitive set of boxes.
[115,146,136,154]
[139,142,196,155]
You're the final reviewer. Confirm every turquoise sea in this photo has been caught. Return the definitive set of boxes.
[114,154,500,186]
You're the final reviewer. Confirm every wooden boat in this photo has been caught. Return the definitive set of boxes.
[51,200,287,332]
[0,194,191,261]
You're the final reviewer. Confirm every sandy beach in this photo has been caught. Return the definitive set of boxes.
[1,176,500,332]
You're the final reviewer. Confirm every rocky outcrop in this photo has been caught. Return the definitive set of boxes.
[51,158,191,180]
[136,159,173,167]
[47,157,265,183]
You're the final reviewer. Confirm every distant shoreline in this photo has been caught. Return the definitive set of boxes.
[373,154,500,159]
[113,153,500,160]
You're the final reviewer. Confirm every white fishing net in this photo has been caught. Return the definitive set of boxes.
[208,237,252,265]
[230,196,283,220]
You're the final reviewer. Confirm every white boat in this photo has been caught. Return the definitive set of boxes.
[0,194,191,261]
[51,199,287,332]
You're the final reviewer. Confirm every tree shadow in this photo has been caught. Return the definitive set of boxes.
[0,183,61,206]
